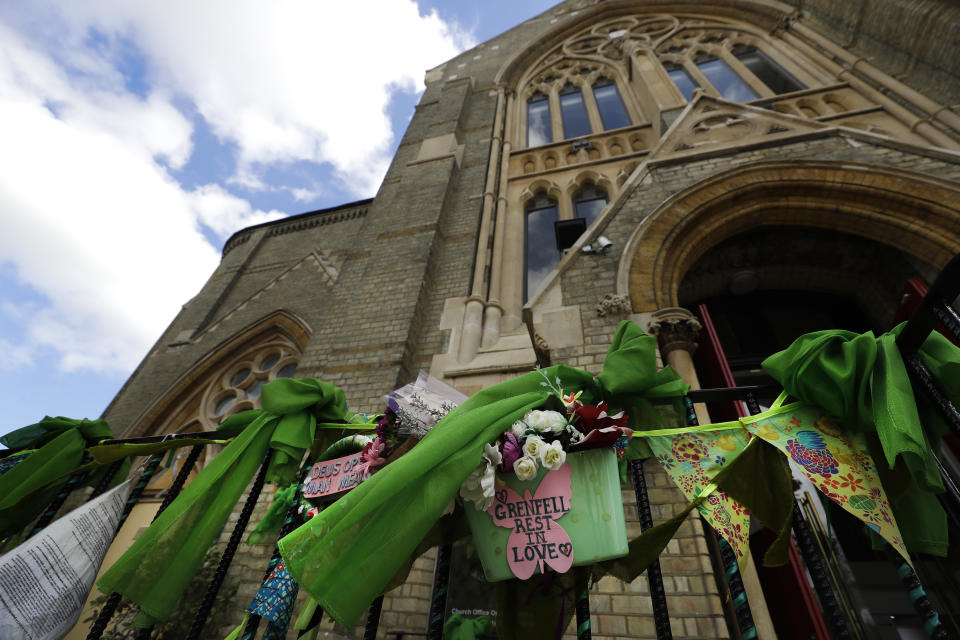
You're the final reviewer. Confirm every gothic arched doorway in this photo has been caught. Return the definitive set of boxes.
[679,227,958,639]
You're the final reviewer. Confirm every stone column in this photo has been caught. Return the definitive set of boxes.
[648,306,779,640]
[647,307,709,425]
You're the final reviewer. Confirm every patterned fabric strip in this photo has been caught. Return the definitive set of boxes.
[247,561,298,630]
[647,430,752,563]
[743,404,910,563]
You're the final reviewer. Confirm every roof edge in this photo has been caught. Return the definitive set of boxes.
[221,198,374,256]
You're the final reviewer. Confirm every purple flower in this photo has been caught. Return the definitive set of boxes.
[377,411,393,438]
[498,432,522,472]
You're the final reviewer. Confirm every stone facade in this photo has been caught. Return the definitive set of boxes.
[79,1,960,638]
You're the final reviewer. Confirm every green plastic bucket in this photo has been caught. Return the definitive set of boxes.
[464,447,629,582]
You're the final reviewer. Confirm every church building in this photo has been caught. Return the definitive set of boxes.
[85,0,960,637]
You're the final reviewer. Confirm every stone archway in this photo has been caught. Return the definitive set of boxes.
[126,310,312,438]
[618,161,960,311]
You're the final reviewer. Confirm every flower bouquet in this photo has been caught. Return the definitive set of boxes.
[460,370,632,581]
[303,372,466,505]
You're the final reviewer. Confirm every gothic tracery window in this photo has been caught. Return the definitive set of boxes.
[500,9,898,323]
[559,83,592,139]
[518,16,816,150]
[522,60,635,149]
[592,78,631,131]
[657,32,805,103]
[732,44,804,96]
[202,338,301,426]
[527,92,552,147]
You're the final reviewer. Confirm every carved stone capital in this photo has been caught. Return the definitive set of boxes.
[647,307,702,356]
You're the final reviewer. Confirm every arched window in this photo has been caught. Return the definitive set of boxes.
[525,192,561,301]
[527,92,552,147]
[730,44,803,95]
[203,340,300,425]
[694,52,758,102]
[660,34,806,103]
[573,183,609,228]
[559,84,591,139]
[592,78,631,130]
[663,62,698,101]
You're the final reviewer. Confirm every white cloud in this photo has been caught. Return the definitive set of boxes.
[0,338,34,371]
[33,0,473,194]
[188,184,286,237]
[0,2,471,375]
[0,31,218,370]
[290,187,322,203]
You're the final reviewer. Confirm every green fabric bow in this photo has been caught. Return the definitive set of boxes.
[98,378,348,626]
[278,321,689,628]
[762,324,959,555]
[0,416,126,540]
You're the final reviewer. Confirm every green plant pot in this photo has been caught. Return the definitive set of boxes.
[464,447,629,582]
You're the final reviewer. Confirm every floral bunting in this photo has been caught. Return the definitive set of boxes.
[647,430,752,563]
[743,402,910,563]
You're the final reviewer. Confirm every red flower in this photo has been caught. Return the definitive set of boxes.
[572,401,628,432]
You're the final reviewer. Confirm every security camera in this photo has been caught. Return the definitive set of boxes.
[581,236,614,254]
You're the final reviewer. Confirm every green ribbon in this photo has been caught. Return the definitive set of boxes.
[0,416,127,539]
[278,321,689,629]
[762,323,959,555]
[98,377,349,626]
[444,614,493,640]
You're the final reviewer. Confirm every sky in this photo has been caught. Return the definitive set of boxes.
[0,0,558,440]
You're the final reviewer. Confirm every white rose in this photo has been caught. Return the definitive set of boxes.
[540,441,567,470]
[523,410,568,434]
[523,435,546,459]
[511,420,528,438]
[514,455,538,481]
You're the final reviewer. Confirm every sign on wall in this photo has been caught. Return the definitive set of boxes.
[302,453,366,499]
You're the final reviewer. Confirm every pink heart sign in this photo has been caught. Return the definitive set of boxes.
[488,464,574,579]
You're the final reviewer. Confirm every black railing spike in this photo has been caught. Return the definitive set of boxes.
[132,445,206,640]
[28,453,94,538]
[87,459,126,502]
[791,507,852,639]
[364,596,384,640]
[687,395,761,639]
[241,457,314,640]
[86,453,165,640]
[426,544,452,640]
[297,605,326,638]
[184,450,273,640]
[574,567,592,640]
[895,561,949,639]
[905,357,960,437]
[930,301,960,344]
[628,458,672,640]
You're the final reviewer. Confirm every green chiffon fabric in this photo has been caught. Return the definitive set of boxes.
[278,321,689,628]
[762,324,960,555]
[0,416,126,540]
[98,378,348,626]
[444,614,493,640]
